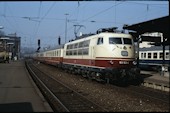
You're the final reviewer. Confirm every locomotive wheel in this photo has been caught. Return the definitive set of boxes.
[88,72,94,80]
[81,70,87,78]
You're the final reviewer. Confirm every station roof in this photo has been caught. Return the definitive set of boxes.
[139,46,169,51]
[123,16,169,45]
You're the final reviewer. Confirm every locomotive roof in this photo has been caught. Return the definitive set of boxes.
[66,32,132,45]
[139,46,169,51]
[41,44,64,52]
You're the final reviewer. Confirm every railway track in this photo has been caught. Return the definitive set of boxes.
[124,85,169,104]
[25,59,107,112]
[26,59,169,111]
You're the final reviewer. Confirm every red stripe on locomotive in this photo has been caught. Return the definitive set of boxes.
[63,58,134,68]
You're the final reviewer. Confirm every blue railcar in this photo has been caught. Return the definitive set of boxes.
[139,46,170,71]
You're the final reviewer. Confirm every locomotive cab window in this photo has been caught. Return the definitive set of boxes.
[123,38,132,45]
[97,37,103,45]
[109,38,122,44]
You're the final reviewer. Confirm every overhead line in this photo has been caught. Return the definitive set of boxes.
[59,1,124,40]
[125,1,168,5]
[40,2,56,21]
[79,1,124,24]
[38,1,42,18]
[34,2,56,40]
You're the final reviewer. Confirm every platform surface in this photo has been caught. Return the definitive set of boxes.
[0,60,53,112]
[141,70,169,87]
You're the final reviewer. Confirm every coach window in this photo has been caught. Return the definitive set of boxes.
[70,44,73,49]
[165,52,169,59]
[83,48,88,55]
[78,49,82,55]
[148,53,151,59]
[97,37,103,45]
[59,50,61,56]
[67,45,69,49]
[51,52,53,57]
[144,53,146,59]
[74,43,78,48]
[67,45,70,49]
[56,51,58,56]
[69,51,72,55]
[73,50,77,55]
[159,52,163,59]
[141,53,143,58]
[79,42,84,48]
[66,51,69,56]
[84,40,90,47]
[153,52,157,59]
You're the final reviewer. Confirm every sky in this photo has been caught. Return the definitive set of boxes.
[0,1,169,51]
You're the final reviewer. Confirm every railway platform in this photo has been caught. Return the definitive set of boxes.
[0,60,53,112]
[141,70,170,92]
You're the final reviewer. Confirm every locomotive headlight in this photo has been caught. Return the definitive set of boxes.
[133,61,137,65]
[123,46,127,50]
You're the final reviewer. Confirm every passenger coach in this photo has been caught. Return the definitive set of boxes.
[139,46,170,71]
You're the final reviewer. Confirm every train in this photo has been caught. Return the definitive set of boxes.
[139,46,170,72]
[31,28,142,84]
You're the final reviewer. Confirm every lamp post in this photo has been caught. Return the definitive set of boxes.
[0,26,4,36]
[65,13,69,43]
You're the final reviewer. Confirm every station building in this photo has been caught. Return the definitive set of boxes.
[0,33,21,60]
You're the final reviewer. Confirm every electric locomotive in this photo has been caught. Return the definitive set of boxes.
[62,28,140,83]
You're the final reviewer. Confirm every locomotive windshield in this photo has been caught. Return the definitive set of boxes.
[123,38,132,45]
[109,37,132,45]
[109,38,121,44]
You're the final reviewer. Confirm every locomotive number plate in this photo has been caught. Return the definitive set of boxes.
[121,51,128,56]
[119,61,129,64]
